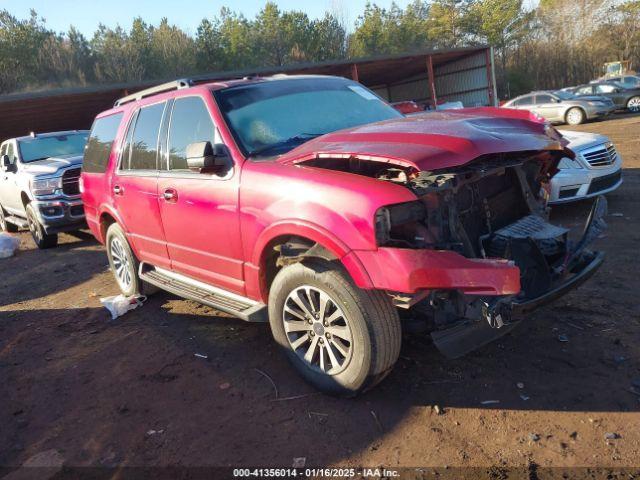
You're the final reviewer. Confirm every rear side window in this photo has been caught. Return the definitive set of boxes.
[83,113,123,173]
[514,96,532,106]
[122,102,166,171]
[167,97,216,171]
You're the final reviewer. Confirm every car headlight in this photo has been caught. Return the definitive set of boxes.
[31,177,62,196]
[558,156,584,170]
[375,201,427,246]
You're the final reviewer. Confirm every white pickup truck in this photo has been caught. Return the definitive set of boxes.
[0,130,89,248]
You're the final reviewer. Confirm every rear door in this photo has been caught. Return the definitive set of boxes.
[112,101,170,269]
[157,94,245,295]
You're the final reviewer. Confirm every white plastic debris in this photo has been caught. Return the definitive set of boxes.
[100,294,146,320]
[0,233,20,259]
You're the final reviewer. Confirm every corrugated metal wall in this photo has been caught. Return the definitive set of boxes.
[371,49,496,107]
[433,50,493,107]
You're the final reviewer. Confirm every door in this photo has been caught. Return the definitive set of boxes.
[533,94,561,122]
[0,142,22,214]
[113,101,170,269]
[595,84,625,108]
[157,95,245,295]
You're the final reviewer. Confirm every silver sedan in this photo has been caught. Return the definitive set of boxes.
[503,91,615,125]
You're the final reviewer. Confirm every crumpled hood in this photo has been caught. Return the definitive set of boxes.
[20,155,83,176]
[278,107,567,172]
[557,129,609,151]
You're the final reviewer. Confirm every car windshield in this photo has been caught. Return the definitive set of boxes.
[214,77,403,158]
[18,133,88,163]
[553,90,575,100]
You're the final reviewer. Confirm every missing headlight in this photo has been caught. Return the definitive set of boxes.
[375,201,427,247]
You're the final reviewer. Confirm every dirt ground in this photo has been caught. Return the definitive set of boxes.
[1,114,639,478]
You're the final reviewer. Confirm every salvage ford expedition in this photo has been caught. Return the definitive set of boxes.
[0,130,89,248]
[81,75,606,396]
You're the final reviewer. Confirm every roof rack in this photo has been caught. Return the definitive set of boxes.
[114,78,193,107]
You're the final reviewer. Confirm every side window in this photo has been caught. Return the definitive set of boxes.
[596,84,617,94]
[167,96,216,171]
[123,102,166,171]
[83,113,124,173]
[6,143,15,162]
[535,95,554,104]
[515,96,532,106]
[576,86,593,95]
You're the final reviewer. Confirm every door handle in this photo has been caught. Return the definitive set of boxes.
[163,188,178,202]
[113,185,124,195]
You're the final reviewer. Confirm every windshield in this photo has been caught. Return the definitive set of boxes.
[214,77,402,158]
[18,133,88,163]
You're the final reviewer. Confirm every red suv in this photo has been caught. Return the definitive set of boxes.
[81,75,606,396]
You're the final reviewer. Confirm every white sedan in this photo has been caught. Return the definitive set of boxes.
[550,130,623,204]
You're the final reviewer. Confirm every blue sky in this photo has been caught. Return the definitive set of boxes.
[1,0,419,36]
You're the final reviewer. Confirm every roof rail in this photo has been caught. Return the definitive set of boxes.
[114,78,193,107]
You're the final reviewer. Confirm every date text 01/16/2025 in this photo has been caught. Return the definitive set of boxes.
[232,468,400,478]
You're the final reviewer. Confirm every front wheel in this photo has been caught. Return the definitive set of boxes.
[565,107,585,125]
[627,96,640,113]
[25,204,58,249]
[268,260,401,396]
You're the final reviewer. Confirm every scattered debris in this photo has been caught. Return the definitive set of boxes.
[480,400,500,405]
[371,410,384,432]
[308,411,328,418]
[609,212,624,217]
[605,432,620,440]
[516,382,525,389]
[100,294,146,320]
[529,433,540,442]
[146,429,164,436]
[519,394,530,401]
[570,431,578,440]
[272,393,320,402]
[194,353,208,359]
[254,368,279,399]
[292,457,306,468]
[0,233,20,259]
[557,334,570,343]
[564,322,585,331]
[219,382,231,390]
[433,405,444,415]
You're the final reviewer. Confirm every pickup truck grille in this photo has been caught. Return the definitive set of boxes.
[582,143,617,167]
[62,167,81,195]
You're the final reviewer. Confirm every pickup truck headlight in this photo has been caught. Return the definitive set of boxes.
[375,201,427,246]
[31,177,62,196]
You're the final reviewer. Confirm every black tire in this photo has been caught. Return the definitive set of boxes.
[565,107,585,125]
[626,96,640,113]
[25,203,58,249]
[105,223,157,296]
[268,260,401,397]
[0,205,19,233]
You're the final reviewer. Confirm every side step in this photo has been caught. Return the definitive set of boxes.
[139,263,268,323]
[5,215,28,229]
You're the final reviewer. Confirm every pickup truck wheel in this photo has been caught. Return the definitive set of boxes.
[25,204,58,249]
[268,260,401,396]
[565,107,585,125]
[0,205,19,233]
[105,223,157,296]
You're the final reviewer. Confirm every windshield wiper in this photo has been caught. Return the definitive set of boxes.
[248,133,325,158]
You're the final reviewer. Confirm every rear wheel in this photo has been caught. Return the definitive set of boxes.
[0,205,19,233]
[105,223,157,296]
[25,203,58,249]
[627,96,640,113]
[268,260,401,396]
[565,107,585,125]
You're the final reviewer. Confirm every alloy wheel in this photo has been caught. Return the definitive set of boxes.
[628,97,640,113]
[282,285,353,375]
[110,237,132,291]
[566,109,583,125]
[27,212,41,242]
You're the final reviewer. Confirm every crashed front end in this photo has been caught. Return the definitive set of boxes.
[355,152,606,357]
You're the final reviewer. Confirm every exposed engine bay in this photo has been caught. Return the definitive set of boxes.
[302,152,607,358]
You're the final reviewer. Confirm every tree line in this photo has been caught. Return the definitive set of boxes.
[0,0,639,99]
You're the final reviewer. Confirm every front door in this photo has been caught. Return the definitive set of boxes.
[157,95,245,295]
[113,101,170,269]
[0,142,22,214]
[533,94,561,122]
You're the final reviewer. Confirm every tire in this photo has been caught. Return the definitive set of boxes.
[268,260,401,397]
[626,96,640,113]
[565,107,585,125]
[0,205,19,233]
[25,203,58,249]
[105,223,157,296]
